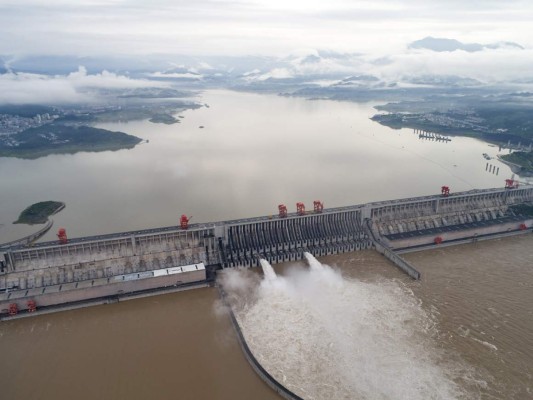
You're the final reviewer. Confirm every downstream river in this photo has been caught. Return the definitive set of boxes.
[0,90,525,243]
[0,236,531,399]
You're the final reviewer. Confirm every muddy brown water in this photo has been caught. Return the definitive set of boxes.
[0,288,278,400]
[319,235,533,400]
[0,235,531,399]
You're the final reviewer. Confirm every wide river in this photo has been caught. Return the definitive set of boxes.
[0,90,527,243]
[0,90,531,399]
[0,236,531,399]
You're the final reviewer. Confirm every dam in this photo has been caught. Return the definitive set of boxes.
[1,185,532,315]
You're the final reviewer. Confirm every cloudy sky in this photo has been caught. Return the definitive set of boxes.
[1,0,533,105]
[1,0,532,56]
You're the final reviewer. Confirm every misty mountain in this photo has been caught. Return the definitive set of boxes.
[0,56,8,74]
[3,54,283,77]
[404,75,483,87]
[409,37,524,52]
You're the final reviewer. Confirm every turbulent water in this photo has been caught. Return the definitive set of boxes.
[222,253,476,400]
[1,237,531,399]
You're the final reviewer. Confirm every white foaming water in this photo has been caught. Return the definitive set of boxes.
[260,259,278,282]
[223,255,468,400]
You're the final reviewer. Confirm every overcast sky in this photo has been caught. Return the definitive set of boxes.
[1,0,532,56]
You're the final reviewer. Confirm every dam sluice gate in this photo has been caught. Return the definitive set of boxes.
[1,186,532,314]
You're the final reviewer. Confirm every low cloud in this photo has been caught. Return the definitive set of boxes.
[0,66,167,105]
[373,48,533,83]
[67,66,160,89]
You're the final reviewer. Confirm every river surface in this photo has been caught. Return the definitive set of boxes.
[0,236,531,399]
[0,90,531,399]
[0,90,527,243]
[225,235,533,400]
[0,288,279,400]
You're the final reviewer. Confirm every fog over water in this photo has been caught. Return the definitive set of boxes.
[0,90,521,244]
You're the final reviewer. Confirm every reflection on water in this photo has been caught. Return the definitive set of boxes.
[0,90,522,243]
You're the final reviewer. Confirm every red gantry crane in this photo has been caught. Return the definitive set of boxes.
[57,228,68,244]
[296,202,306,216]
[313,200,324,213]
[504,174,528,189]
[441,186,450,197]
[8,303,18,316]
[27,300,37,313]
[278,204,288,218]
[180,215,191,230]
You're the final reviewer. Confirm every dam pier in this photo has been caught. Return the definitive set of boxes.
[1,185,532,316]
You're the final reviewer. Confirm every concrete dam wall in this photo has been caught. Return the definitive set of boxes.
[221,208,371,267]
[369,186,533,250]
[1,185,532,313]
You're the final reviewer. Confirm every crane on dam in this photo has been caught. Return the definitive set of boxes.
[180,215,192,229]
[57,228,68,244]
[314,200,324,213]
[505,174,529,189]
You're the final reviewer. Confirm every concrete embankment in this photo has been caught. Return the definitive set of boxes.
[374,242,421,279]
[1,281,211,321]
[386,218,533,252]
[1,264,207,317]
[218,286,304,400]
[0,220,54,249]
[365,219,421,279]
[396,226,532,254]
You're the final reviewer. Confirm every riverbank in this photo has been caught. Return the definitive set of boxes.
[499,151,533,176]
[0,125,142,159]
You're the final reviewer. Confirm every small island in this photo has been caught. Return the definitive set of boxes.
[14,201,65,225]
[149,113,179,124]
[0,124,142,159]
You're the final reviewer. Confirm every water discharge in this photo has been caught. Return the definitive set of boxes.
[260,259,278,282]
[223,254,470,400]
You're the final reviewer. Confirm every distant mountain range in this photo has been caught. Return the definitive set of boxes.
[1,36,531,104]
[409,37,524,52]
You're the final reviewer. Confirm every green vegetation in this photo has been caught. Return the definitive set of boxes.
[14,201,65,225]
[0,124,142,159]
[372,98,533,145]
[500,151,533,174]
[371,114,478,136]
[149,113,179,124]
[0,104,57,117]
[93,103,201,123]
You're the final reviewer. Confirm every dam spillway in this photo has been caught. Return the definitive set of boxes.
[1,185,532,314]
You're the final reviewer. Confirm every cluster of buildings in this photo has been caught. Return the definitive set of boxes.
[420,110,491,132]
[0,113,58,135]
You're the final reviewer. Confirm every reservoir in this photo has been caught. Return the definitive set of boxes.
[0,90,527,244]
